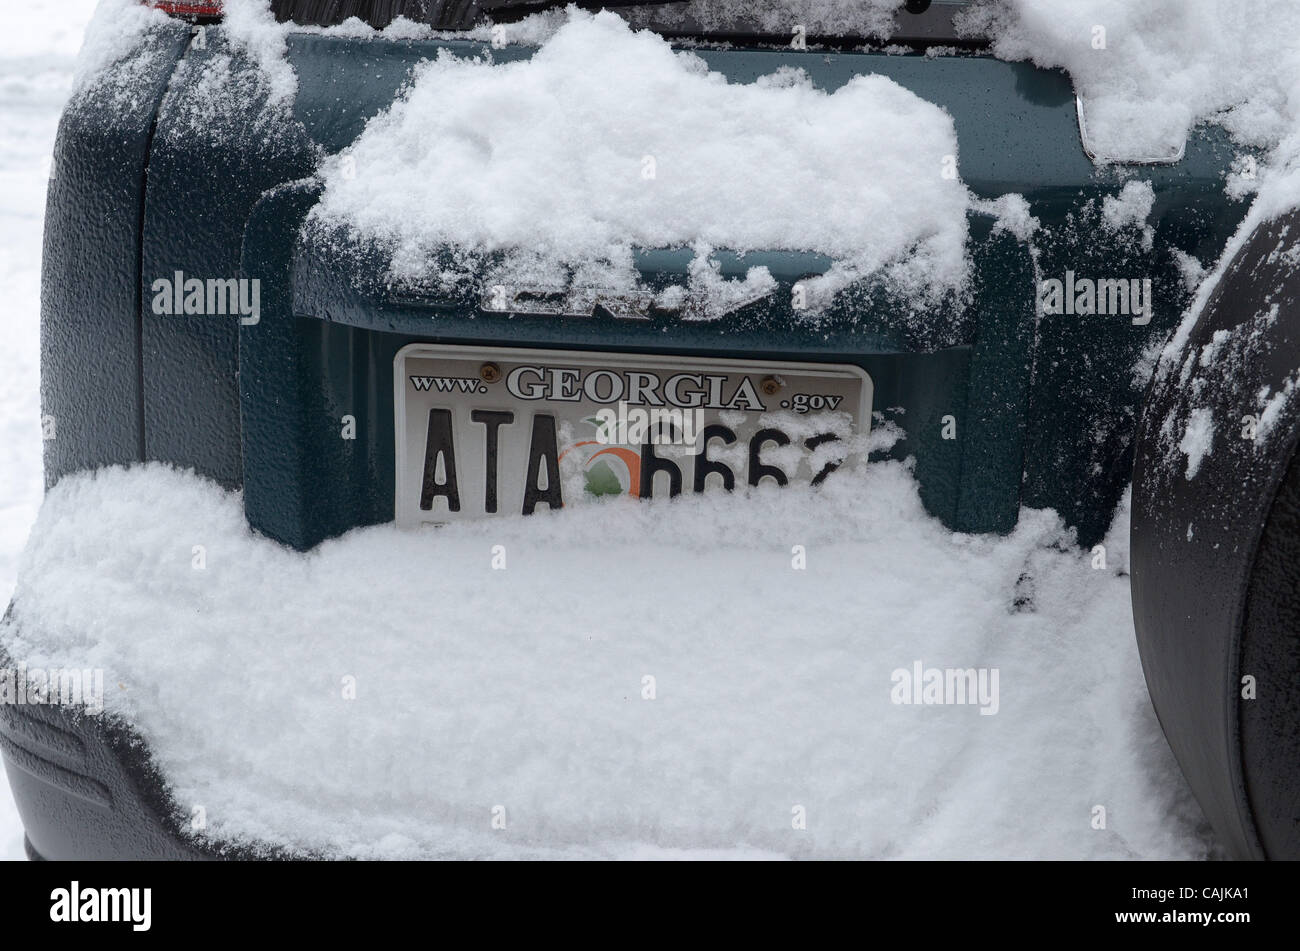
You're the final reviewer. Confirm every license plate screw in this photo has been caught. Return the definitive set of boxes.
[760,375,784,396]
[479,362,502,384]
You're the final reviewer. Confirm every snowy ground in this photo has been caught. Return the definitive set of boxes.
[0,0,102,861]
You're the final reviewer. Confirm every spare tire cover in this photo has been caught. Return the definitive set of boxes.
[1132,207,1300,861]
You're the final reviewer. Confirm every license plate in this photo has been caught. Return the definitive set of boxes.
[394,344,872,526]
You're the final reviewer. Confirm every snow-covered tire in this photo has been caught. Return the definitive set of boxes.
[1131,207,1300,860]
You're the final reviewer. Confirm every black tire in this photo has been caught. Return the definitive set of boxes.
[1132,206,1300,860]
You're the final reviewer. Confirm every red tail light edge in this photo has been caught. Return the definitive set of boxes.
[144,1,225,17]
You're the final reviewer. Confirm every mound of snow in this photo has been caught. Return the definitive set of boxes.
[72,0,168,81]
[313,11,971,314]
[2,464,1210,859]
[965,0,1300,164]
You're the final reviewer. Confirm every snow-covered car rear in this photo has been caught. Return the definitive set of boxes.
[3,0,1298,861]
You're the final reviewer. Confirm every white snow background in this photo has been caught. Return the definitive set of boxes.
[6,0,1300,859]
[0,0,103,861]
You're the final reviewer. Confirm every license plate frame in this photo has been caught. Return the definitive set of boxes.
[394,343,873,526]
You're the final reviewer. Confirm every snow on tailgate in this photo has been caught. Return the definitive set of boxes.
[311,10,971,318]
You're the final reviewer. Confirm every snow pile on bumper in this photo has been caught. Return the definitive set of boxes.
[2,464,1209,859]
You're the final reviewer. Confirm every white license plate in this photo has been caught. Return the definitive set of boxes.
[394,344,872,526]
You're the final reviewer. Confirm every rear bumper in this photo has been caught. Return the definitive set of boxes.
[0,635,205,860]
